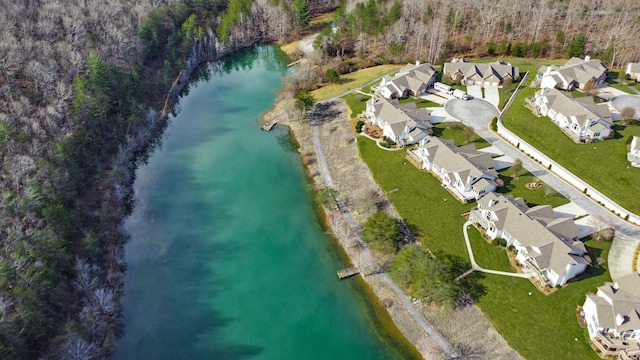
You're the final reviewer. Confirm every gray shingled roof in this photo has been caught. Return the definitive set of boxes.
[588,273,640,333]
[477,193,587,275]
[536,88,612,126]
[443,61,519,83]
[556,57,607,85]
[387,63,436,94]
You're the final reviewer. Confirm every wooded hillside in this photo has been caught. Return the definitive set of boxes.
[318,0,640,67]
[0,0,334,358]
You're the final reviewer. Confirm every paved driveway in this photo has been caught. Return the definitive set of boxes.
[444,98,499,129]
[427,107,452,124]
[610,95,640,117]
[466,85,483,100]
[598,86,631,100]
[484,86,500,108]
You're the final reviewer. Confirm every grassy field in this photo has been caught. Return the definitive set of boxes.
[311,65,403,100]
[398,97,442,108]
[357,137,610,360]
[497,168,569,208]
[431,122,491,149]
[342,93,371,118]
[501,86,640,214]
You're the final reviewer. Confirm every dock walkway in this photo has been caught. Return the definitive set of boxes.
[337,267,360,279]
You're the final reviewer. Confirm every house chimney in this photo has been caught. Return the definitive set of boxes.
[585,55,591,61]
[616,314,626,326]
[416,60,420,66]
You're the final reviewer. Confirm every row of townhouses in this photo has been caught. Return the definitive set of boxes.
[407,136,498,203]
[366,57,640,359]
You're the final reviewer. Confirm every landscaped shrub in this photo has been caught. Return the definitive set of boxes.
[491,238,500,246]
[356,120,365,133]
[498,238,508,247]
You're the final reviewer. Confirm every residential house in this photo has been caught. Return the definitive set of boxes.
[378,62,437,99]
[365,96,432,144]
[629,136,640,168]
[533,87,613,142]
[442,59,519,87]
[581,273,640,359]
[470,193,589,287]
[406,136,498,202]
[626,63,640,82]
[538,56,608,91]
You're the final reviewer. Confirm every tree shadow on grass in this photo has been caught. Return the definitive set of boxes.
[438,253,488,302]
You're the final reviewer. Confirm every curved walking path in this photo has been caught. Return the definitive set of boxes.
[310,104,461,360]
[461,221,531,279]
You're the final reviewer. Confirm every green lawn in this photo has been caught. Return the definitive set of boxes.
[608,82,635,94]
[502,87,640,214]
[398,97,441,108]
[497,168,570,208]
[311,64,403,100]
[358,137,610,360]
[342,93,370,118]
[467,227,514,272]
[431,122,491,149]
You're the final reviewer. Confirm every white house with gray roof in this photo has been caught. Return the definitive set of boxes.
[407,136,498,202]
[533,87,613,143]
[443,59,519,87]
[539,57,608,91]
[470,193,589,288]
[365,96,432,144]
[629,137,640,168]
[626,63,640,82]
[378,62,437,99]
[582,273,640,359]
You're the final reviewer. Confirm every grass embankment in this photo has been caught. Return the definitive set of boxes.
[357,137,610,360]
[501,86,640,214]
[312,64,403,100]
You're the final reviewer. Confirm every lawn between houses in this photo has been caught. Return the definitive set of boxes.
[501,85,640,215]
[357,137,611,360]
[311,64,404,101]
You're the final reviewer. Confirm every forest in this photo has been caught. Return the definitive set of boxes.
[315,0,640,68]
[0,0,638,358]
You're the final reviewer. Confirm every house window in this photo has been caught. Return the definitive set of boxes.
[594,132,600,137]
[485,212,492,221]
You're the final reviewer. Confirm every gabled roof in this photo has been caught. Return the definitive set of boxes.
[477,193,587,275]
[387,63,436,94]
[443,61,519,82]
[587,273,640,333]
[536,88,612,127]
[367,96,432,140]
[416,136,497,187]
[546,57,607,86]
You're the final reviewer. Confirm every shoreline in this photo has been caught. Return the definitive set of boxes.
[262,97,523,359]
[262,99,445,358]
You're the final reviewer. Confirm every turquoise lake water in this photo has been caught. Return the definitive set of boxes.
[114,45,415,360]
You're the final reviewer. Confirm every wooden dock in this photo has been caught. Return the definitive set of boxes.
[261,121,277,131]
[337,267,360,279]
